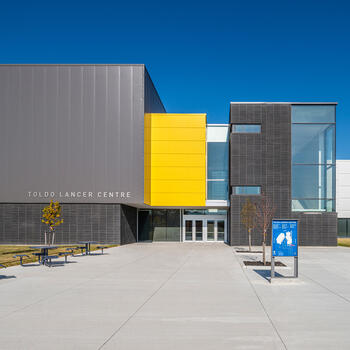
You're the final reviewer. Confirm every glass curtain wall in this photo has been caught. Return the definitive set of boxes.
[138,209,181,241]
[291,105,336,211]
[338,218,350,237]
[207,126,229,200]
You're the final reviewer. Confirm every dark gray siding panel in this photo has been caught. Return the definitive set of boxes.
[120,205,137,245]
[0,65,145,204]
[229,103,337,247]
[0,203,123,245]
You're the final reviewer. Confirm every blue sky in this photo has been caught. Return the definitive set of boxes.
[1,0,349,158]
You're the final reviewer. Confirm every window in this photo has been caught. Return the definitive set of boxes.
[233,186,261,195]
[206,126,229,201]
[292,124,335,164]
[207,180,228,200]
[207,142,228,179]
[338,219,350,237]
[184,209,227,215]
[291,105,335,123]
[232,124,261,133]
[292,165,334,199]
[291,105,336,212]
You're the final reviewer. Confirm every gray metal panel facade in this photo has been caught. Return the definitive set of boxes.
[0,65,145,205]
[229,103,337,246]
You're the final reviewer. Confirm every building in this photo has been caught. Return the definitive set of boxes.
[0,65,338,246]
[337,160,350,237]
[230,103,337,246]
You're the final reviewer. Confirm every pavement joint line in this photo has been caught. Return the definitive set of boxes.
[300,272,350,304]
[98,247,194,350]
[0,249,157,320]
[232,250,288,350]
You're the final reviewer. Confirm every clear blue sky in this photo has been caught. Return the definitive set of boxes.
[1,0,349,158]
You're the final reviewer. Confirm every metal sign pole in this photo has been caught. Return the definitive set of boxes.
[271,256,275,279]
[294,256,298,278]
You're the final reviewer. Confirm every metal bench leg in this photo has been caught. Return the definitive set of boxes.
[65,256,68,263]
[101,248,104,255]
[20,257,23,266]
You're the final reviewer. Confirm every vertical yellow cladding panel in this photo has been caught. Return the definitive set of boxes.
[144,113,206,206]
[144,114,151,205]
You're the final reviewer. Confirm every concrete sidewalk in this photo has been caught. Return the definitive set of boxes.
[0,243,349,349]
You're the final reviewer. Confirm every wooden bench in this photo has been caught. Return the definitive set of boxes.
[58,252,71,263]
[97,246,109,255]
[42,255,59,267]
[13,254,29,266]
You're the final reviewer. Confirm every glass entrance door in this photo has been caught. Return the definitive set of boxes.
[184,220,204,241]
[195,220,203,241]
[207,220,215,241]
[183,216,227,242]
[185,220,193,241]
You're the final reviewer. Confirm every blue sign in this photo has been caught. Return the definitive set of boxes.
[272,220,298,257]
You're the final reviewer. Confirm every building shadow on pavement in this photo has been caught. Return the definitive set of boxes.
[0,275,16,280]
[253,269,284,281]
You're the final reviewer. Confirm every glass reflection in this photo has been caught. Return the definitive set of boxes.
[207,181,228,200]
[234,186,261,195]
[292,199,335,212]
[207,142,228,179]
[195,221,203,241]
[292,124,335,164]
[291,105,335,123]
[292,165,334,199]
[232,124,261,133]
[217,220,225,241]
[207,221,214,241]
[185,221,193,241]
[291,105,336,212]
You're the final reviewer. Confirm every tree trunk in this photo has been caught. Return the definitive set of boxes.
[262,230,266,265]
[262,242,266,266]
[51,228,55,245]
[248,228,252,252]
[44,231,47,245]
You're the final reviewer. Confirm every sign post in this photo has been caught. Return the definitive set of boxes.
[271,219,298,279]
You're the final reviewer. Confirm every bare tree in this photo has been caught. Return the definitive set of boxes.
[255,192,275,265]
[240,199,256,252]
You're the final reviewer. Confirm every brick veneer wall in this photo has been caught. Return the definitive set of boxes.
[0,203,137,245]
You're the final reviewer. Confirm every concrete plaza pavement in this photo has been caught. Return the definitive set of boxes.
[0,243,350,349]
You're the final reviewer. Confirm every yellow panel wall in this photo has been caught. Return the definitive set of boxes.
[144,113,206,206]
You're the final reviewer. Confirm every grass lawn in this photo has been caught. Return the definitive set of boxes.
[338,238,350,247]
[0,244,118,268]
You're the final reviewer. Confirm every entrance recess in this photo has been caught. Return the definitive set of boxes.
[183,215,227,242]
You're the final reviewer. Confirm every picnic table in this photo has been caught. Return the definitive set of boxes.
[29,245,58,264]
[77,241,97,255]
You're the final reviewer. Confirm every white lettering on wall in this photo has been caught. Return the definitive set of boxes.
[27,191,132,200]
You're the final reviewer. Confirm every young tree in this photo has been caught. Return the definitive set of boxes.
[240,199,256,252]
[255,192,275,265]
[41,201,64,245]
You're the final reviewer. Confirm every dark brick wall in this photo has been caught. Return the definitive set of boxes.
[229,103,337,246]
[0,203,137,245]
[291,212,338,246]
